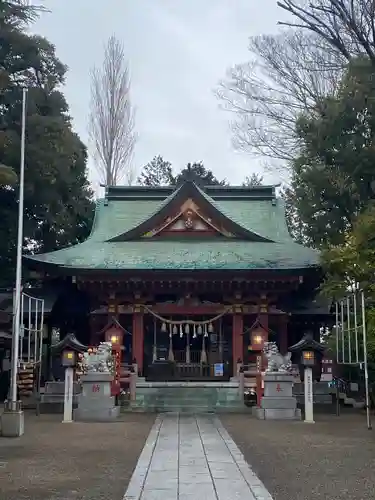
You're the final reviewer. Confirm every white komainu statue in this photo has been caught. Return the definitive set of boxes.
[263,341,292,373]
[81,342,114,374]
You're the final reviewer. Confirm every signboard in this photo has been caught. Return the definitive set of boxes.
[63,366,74,423]
[304,366,314,423]
[214,363,224,377]
[306,370,313,405]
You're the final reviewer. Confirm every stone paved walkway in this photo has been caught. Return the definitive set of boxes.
[123,413,273,500]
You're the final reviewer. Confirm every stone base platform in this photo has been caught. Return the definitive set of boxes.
[74,406,120,422]
[254,372,301,421]
[253,407,302,420]
[74,372,119,422]
[129,381,248,413]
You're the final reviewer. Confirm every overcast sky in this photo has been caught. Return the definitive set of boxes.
[33,0,286,193]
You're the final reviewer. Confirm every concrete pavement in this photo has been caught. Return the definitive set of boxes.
[123,413,273,500]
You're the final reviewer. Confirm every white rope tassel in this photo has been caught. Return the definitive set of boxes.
[168,324,174,362]
[200,333,207,364]
[193,325,197,339]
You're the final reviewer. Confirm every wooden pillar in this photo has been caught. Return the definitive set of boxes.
[258,294,269,338]
[132,307,144,375]
[89,314,99,345]
[232,307,243,377]
[280,314,288,354]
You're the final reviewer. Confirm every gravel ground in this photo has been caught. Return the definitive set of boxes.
[0,412,155,500]
[221,413,375,500]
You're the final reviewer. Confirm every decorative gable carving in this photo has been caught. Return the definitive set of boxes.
[142,198,235,238]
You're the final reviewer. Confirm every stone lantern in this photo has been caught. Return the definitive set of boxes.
[51,332,87,358]
[288,332,325,382]
[51,333,87,422]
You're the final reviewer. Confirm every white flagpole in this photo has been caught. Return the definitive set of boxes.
[9,87,28,410]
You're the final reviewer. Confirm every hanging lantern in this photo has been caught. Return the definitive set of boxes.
[251,326,266,351]
[173,324,178,335]
[197,325,203,335]
[185,323,190,334]
[161,322,167,333]
[204,325,208,338]
[179,325,183,338]
[208,322,214,333]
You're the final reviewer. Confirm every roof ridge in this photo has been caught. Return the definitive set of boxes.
[105,183,279,201]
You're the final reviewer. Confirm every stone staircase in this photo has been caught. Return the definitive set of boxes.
[39,381,81,413]
[127,381,248,413]
[328,378,365,409]
[293,380,365,412]
[293,382,332,405]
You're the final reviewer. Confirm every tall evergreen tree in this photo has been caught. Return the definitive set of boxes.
[138,158,227,187]
[137,156,174,186]
[0,1,94,286]
[173,162,227,186]
[288,57,375,247]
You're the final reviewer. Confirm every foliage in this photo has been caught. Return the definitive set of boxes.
[0,0,44,29]
[138,157,227,187]
[173,162,227,187]
[0,1,94,286]
[0,164,17,186]
[280,186,307,244]
[321,204,375,298]
[288,57,375,248]
[320,205,375,363]
[137,155,174,186]
[242,173,263,187]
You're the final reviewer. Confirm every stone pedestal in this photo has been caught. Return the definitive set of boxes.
[1,409,25,437]
[74,372,120,422]
[253,372,301,420]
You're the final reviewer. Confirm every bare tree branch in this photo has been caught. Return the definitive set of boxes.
[218,29,345,169]
[88,35,136,186]
[277,0,375,63]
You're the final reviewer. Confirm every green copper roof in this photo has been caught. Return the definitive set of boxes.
[26,183,320,271]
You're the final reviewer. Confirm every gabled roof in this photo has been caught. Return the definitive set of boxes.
[25,182,320,272]
[108,181,273,242]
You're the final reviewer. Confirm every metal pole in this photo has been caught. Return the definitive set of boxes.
[152,317,156,362]
[27,295,31,362]
[347,297,352,364]
[34,298,38,361]
[340,301,345,363]
[20,293,24,362]
[36,299,44,416]
[335,302,339,363]
[354,291,359,364]
[360,291,372,430]
[9,87,28,411]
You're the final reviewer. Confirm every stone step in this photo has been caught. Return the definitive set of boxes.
[150,397,243,404]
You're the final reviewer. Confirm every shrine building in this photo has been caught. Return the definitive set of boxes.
[25,180,329,381]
